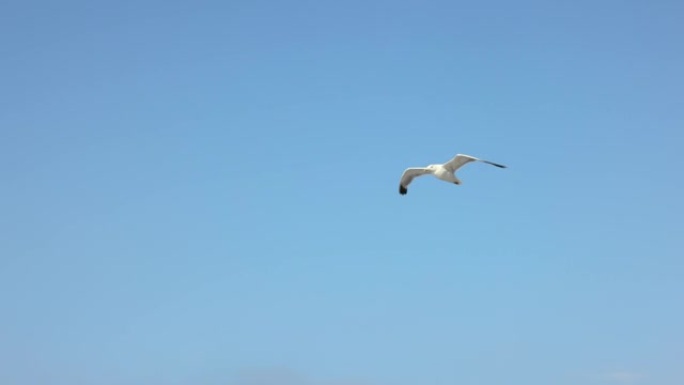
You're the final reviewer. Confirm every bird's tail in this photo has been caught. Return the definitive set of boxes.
[480,159,507,168]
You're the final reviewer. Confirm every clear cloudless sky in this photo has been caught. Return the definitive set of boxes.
[1,0,683,384]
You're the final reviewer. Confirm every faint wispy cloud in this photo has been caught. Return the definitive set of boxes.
[231,367,374,385]
[233,367,311,385]
[604,371,644,384]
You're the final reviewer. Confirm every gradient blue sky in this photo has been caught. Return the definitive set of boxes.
[1,0,683,384]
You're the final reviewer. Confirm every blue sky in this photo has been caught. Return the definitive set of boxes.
[1,0,683,384]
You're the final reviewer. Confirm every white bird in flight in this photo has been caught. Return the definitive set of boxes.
[399,153,507,195]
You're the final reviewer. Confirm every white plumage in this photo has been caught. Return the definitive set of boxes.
[399,153,506,195]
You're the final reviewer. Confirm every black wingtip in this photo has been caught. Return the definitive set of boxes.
[483,160,507,168]
[399,185,408,195]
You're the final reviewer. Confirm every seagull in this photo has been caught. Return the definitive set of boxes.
[399,153,507,195]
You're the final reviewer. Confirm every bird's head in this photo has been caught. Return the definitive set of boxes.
[427,164,437,169]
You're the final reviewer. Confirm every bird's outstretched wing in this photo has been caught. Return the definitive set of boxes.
[443,154,507,172]
[399,167,432,195]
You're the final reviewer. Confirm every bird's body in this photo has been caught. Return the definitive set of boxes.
[398,153,506,195]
